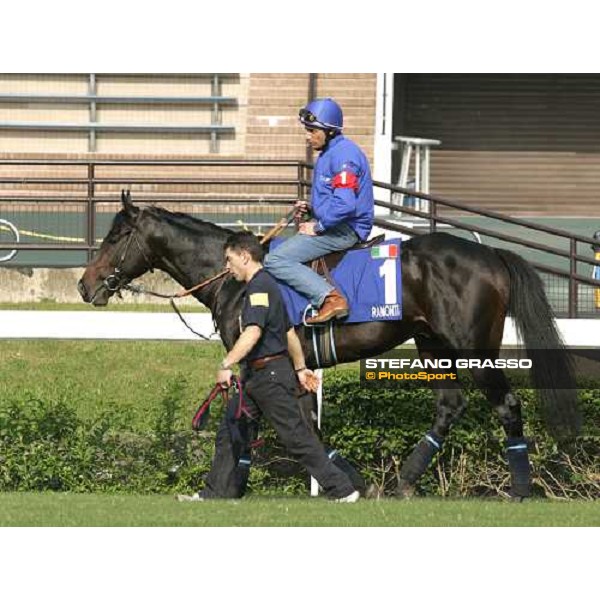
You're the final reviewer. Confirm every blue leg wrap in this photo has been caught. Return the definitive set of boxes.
[399,431,443,484]
[506,437,531,497]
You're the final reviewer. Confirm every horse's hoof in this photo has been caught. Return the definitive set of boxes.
[395,479,416,499]
[508,494,527,503]
[508,486,530,502]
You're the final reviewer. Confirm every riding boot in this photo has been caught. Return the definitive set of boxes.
[305,290,349,324]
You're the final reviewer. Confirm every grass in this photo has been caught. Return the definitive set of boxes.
[0,493,598,526]
[0,339,225,425]
[0,339,359,421]
[0,340,596,525]
[0,301,208,312]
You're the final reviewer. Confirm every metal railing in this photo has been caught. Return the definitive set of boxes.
[0,157,598,317]
[0,157,308,266]
[370,180,600,318]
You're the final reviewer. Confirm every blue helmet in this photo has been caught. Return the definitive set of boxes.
[299,98,343,131]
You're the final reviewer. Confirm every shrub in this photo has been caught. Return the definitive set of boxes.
[321,370,600,499]
[0,371,597,498]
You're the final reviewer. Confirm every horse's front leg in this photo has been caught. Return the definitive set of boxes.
[394,338,464,498]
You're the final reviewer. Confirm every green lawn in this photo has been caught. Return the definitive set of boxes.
[0,301,208,312]
[0,339,357,422]
[0,339,224,426]
[0,493,597,526]
[1,341,596,520]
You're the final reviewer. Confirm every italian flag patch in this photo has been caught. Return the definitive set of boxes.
[371,244,399,259]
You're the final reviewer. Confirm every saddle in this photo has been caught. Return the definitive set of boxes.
[309,234,385,282]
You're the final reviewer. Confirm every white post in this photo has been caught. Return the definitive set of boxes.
[310,369,324,497]
[373,72,395,213]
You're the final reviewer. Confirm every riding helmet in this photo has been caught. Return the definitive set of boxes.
[299,98,343,132]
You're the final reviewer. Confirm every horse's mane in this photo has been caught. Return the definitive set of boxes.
[145,205,233,238]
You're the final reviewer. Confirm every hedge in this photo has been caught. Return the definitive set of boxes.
[0,372,598,498]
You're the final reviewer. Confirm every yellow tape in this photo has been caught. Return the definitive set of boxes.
[0,223,84,243]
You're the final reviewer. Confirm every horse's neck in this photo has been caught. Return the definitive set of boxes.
[150,220,229,311]
[145,215,248,349]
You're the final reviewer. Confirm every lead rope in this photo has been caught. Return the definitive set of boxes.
[122,206,298,340]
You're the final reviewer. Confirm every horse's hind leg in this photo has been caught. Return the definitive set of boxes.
[395,338,466,498]
[469,359,531,499]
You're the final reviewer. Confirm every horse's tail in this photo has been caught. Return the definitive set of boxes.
[495,248,581,439]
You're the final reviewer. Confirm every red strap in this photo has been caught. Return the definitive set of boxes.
[192,375,252,430]
[192,383,225,430]
[332,170,359,190]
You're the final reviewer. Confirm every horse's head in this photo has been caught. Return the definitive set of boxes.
[78,191,154,306]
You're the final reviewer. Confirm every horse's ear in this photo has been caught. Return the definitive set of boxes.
[121,189,138,220]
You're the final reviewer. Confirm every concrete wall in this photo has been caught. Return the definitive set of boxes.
[0,266,200,306]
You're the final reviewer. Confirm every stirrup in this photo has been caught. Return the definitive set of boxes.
[302,304,326,328]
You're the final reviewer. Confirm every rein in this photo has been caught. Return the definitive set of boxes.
[192,374,244,431]
[106,205,298,340]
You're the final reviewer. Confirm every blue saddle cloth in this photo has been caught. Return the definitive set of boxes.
[271,239,402,326]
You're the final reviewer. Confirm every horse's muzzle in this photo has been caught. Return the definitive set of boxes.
[78,278,109,305]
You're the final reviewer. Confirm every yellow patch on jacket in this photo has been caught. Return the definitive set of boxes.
[249,293,269,307]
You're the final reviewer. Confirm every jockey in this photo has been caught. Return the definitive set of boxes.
[264,97,375,324]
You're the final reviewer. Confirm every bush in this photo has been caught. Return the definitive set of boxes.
[321,370,600,499]
[0,380,213,493]
[0,371,598,498]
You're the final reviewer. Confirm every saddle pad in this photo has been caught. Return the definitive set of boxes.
[270,238,402,325]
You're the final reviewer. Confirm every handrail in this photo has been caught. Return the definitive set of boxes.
[303,159,599,261]
[0,158,304,166]
[0,94,238,106]
[375,199,600,269]
[373,217,600,287]
[0,122,236,134]
[0,157,598,317]
[0,178,300,185]
[368,175,600,317]
[0,157,308,266]
[373,179,600,247]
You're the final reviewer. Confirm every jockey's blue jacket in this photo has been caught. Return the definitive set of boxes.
[311,134,374,241]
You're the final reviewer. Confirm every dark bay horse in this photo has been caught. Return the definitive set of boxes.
[78,193,581,499]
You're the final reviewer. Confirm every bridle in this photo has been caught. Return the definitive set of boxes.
[91,208,226,341]
[104,228,154,294]
[91,209,154,302]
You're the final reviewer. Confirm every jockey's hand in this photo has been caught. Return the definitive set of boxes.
[294,200,309,214]
[299,220,318,236]
[217,368,233,388]
[298,369,320,393]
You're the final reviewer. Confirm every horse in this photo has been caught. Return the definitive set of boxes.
[78,192,581,499]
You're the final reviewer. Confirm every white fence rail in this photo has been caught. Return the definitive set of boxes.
[1,311,600,346]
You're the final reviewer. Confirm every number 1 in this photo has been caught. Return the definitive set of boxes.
[379,259,397,304]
